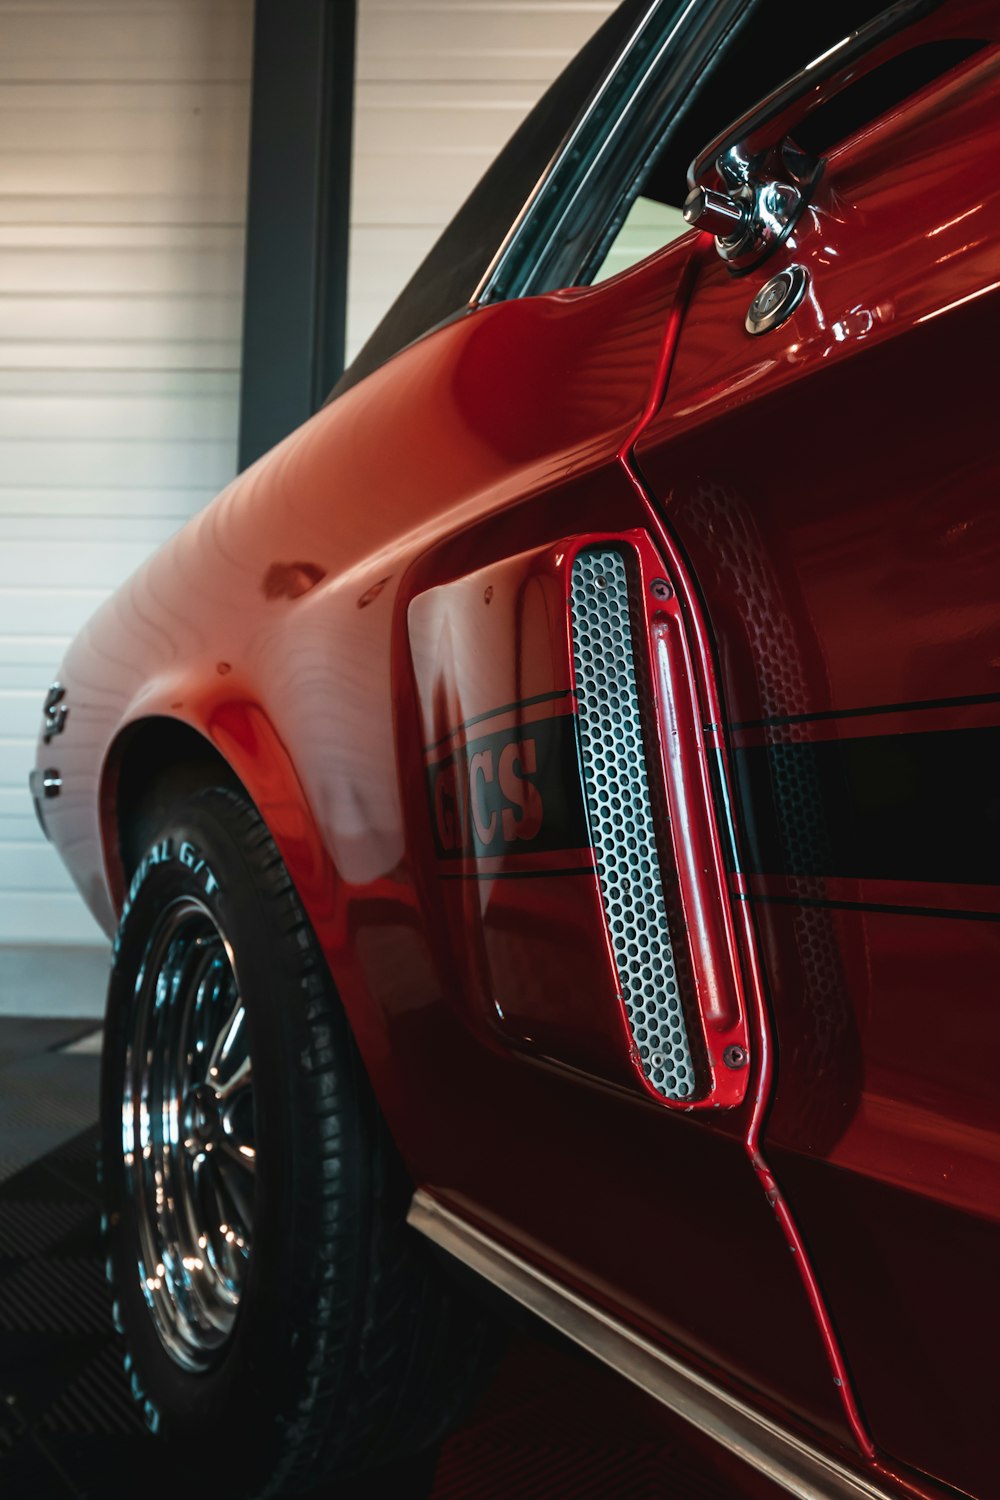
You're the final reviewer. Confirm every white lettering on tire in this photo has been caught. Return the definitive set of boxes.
[114,836,222,954]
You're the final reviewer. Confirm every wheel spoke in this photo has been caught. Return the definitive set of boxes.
[189,1155,243,1322]
[215,1152,255,1228]
[217,1132,256,1174]
[190,948,229,1079]
[207,999,246,1086]
[215,1051,251,1105]
[175,944,220,1111]
[205,1154,251,1262]
[192,1150,228,1243]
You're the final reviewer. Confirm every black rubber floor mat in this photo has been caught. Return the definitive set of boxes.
[0,1020,99,1073]
[0,1038,101,1187]
[0,1131,775,1499]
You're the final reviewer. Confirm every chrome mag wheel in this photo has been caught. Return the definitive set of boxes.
[103,790,496,1492]
[122,896,256,1372]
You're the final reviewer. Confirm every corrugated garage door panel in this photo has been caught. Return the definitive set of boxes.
[0,0,252,943]
[348,0,618,361]
[0,0,250,82]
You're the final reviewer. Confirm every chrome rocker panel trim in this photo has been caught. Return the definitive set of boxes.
[408,1191,898,1500]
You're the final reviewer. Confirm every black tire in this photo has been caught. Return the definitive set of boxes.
[100,786,498,1498]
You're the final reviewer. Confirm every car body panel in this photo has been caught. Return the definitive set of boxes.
[635,40,1000,1499]
[38,236,866,1456]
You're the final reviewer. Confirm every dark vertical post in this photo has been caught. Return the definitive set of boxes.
[238,0,357,471]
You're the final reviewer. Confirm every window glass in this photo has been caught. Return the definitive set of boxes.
[331,0,652,400]
[570,2,980,291]
[591,196,689,283]
[483,0,738,304]
[332,0,926,400]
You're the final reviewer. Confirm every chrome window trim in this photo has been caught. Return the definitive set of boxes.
[687,0,943,190]
[408,1191,899,1500]
[471,0,756,307]
[469,0,670,307]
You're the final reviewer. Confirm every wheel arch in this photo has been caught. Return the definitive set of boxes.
[101,710,341,952]
[99,703,399,1134]
[108,716,242,887]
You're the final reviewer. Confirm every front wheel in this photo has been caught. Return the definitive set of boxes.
[101,785,496,1497]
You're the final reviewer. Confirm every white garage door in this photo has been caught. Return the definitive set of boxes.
[0,0,252,943]
[347,0,618,362]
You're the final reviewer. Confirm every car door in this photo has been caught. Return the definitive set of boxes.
[633,7,1000,1496]
[390,242,862,1463]
[385,0,913,1483]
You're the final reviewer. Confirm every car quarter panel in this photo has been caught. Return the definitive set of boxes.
[38,238,859,1455]
[635,43,1000,1498]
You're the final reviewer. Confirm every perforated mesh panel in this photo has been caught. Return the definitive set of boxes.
[570,549,696,1101]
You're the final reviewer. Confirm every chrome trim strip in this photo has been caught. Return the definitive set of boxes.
[469,0,686,307]
[687,0,942,190]
[408,1191,896,1500]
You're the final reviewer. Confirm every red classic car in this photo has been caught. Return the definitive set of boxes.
[30,1,1000,1496]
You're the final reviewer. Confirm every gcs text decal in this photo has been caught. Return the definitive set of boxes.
[427,714,590,861]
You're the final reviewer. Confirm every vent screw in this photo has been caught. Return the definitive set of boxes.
[593,574,608,590]
[723,1044,748,1070]
[650,578,673,601]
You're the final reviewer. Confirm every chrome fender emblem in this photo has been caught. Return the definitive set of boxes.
[42,682,68,743]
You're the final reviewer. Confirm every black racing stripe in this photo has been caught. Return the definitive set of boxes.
[428,712,590,861]
[423,690,573,753]
[739,893,1000,924]
[730,690,1000,732]
[440,865,597,881]
[732,725,1000,886]
[706,745,739,875]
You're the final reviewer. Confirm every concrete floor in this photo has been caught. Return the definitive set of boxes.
[0,945,109,1019]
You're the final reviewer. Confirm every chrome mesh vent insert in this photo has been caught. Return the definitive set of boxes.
[570,549,696,1101]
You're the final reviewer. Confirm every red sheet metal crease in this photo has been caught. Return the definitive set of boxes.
[616,238,956,1500]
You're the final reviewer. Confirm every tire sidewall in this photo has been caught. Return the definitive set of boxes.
[101,792,361,1490]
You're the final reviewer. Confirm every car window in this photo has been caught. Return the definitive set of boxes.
[559,4,985,292]
[517,0,911,296]
[477,0,750,304]
[331,0,654,401]
[332,0,923,401]
[591,197,690,283]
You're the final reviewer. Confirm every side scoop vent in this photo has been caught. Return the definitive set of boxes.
[570,548,696,1102]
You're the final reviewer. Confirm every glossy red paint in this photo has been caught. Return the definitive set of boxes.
[33,18,1000,1499]
[37,238,876,1469]
[618,463,876,1466]
[635,35,1000,1500]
